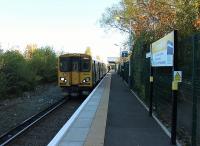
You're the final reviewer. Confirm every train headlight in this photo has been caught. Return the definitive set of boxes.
[60,77,65,81]
[82,77,90,83]
[85,77,90,82]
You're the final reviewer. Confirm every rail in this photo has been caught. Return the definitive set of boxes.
[0,98,67,146]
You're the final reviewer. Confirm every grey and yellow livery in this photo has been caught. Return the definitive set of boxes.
[58,53,107,96]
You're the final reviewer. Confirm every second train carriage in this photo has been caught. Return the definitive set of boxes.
[58,53,107,96]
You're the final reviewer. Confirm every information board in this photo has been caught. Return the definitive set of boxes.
[151,31,174,67]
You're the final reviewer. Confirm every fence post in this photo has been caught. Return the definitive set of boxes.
[192,35,197,146]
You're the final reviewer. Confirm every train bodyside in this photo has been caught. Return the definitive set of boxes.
[58,53,106,96]
[92,60,107,84]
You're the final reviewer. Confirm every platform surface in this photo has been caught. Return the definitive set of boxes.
[104,73,172,146]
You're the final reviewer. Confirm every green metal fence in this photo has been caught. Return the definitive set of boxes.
[194,34,200,146]
[130,43,150,104]
[119,33,200,146]
[119,62,129,83]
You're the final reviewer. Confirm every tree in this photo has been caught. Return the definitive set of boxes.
[0,49,3,54]
[100,1,129,33]
[0,52,6,96]
[175,0,199,37]
[96,55,101,61]
[24,44,37,59]
[0,46,58,98]
[29,46,57,83]
[100,0,199,41]
[0,43,3,53]
[1,50,31,94]
[85,47,92,55]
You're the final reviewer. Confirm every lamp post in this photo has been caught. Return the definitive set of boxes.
[114,43,122,59]
[128,20,134,87]
[115,16,134,86]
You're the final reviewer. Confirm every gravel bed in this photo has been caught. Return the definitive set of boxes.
[0,83,63,136]
[7,98,83,146]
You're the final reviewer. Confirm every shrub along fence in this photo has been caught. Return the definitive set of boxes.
[119,33,200,146]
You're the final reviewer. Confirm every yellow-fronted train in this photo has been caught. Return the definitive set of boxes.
[58,53,107,96]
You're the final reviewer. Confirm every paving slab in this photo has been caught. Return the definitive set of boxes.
[59,141,84,146]
[63,128,90,141]
[73,118,92,128]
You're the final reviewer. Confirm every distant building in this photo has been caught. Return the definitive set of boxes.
[107,57,119,71]
[107,57,119,63]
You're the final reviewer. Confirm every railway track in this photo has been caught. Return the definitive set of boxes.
[0,97,84,146]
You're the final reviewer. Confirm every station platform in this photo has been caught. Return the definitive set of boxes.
[48,72,174,146]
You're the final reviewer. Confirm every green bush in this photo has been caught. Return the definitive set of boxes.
[0,71,7,97]
[0,51,28,95]
[0,47,57,99]
[29,46,57,83]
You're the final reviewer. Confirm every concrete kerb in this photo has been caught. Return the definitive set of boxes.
[48,74,108,146]
[122,79,182,146]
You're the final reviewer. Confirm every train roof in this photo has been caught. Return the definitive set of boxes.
[59,53,91,57]
[59,53,106,65]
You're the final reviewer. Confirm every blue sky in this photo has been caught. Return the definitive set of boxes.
[0,0,126,61]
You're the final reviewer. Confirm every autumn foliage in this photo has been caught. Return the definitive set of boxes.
[100,0,200,41]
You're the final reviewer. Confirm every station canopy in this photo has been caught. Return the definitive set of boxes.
[107,57,119,63]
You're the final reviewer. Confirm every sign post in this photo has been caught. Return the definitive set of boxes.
[150,31,175,118]
[149,45,153,117]
[150,30,179,145]
[171,30,178,145]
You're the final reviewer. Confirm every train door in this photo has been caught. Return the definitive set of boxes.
[71,57,80,85]
[93,61,96,84]
[100,63,102,78]
[98,62,100,80]
[96,62,99,81]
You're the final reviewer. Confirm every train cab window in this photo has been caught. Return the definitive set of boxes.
[72,61,79,71]
[81,57,91,72]
[71,57,80,71]
[59,57,71,72]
